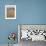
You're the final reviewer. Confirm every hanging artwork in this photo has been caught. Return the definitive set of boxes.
[18,24,46,41]
[5,5,16,19]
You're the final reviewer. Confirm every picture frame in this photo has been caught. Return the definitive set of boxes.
[18,24,46,42]
[5,5,16,19]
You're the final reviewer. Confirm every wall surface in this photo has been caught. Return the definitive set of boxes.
[0,0,46,44]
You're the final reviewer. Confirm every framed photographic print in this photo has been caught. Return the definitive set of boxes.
[18,24,46,42]
[5,5,16,19]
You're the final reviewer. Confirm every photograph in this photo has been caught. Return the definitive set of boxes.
[5,5,16,19]
[18,24,46,46]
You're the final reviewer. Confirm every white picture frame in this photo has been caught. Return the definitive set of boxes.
[18,24,46,42]
[5,5,16,19]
